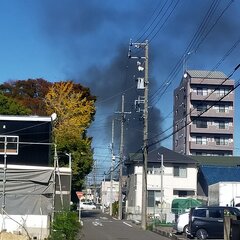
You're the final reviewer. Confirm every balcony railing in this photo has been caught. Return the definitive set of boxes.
[190,92,234,102]
[189,141,234,151]
[190,125,234,134]
[190,108,234,118]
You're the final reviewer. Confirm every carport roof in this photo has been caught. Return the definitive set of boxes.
[200,165,240,186]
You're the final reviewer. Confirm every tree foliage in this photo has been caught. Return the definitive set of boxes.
[48,211,80,240]
[0,79,96,193]
[0,93,31,115]
[0,78,51,115]
[45,81,96,191]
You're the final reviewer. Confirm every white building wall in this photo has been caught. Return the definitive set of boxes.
[101,180,119,207]
[132,164,197,211]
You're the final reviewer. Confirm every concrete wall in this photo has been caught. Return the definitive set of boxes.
[0,215,50,240]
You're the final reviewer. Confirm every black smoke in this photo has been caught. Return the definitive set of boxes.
[37,0,240,157]
[83,44,163,154]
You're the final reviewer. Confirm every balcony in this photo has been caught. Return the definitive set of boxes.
[190,125,234,134]
[190,92,234,102]
[189,141,234,151]
[190,108,234,118]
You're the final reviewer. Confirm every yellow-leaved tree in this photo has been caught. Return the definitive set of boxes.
[45,81,96,193]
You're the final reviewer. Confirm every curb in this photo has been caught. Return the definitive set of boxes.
[152,228,186,240]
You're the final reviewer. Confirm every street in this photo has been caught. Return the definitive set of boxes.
[80,210,170,240]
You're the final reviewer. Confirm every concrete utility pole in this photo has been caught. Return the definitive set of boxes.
[116,95,131,220]
[142,41,149,230]
[129,40,149,230]
[110,119,115,216]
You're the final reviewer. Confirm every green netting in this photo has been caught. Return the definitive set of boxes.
[171,198,202,214]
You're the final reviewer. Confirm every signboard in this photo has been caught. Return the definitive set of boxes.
[0,135,19,155]
[76,191,84,200]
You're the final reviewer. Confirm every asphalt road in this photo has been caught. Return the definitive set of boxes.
[79,210,170,240]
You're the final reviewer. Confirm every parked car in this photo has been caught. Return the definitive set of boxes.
[80,202,97,210]
[188,206,240,239]
[173,211,190,234]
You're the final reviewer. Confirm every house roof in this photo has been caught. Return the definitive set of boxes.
[186,70,227,79]
[126,146,197,165]
[190,156,240,167]
[200,166,240,186]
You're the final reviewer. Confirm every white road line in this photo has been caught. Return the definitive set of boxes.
[123,222,133,227]
[112,217,118,220]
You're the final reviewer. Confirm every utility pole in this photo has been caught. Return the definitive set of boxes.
[116,95,131,220]
[110,119,115,216]
[129,40,149,230]
[160,154,164,221]
[102,172,106,213]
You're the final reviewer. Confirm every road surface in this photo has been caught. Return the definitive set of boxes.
[80,210,170,240]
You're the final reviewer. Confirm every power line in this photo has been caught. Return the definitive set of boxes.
[148,63,240,142]
[148,78,240,150]
[149,0,233,106]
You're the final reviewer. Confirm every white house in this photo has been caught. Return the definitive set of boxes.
[101,179,119,207]
[125,146,198,222]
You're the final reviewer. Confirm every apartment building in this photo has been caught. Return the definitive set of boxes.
[173,70,234,156]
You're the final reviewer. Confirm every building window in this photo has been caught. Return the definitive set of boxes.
[196,120,207,128]
[218,121,226,129]
[196,136,207,145]
[178,190,187,197]
[215,137,228,145]
[197,88,203,95]
[148,190,162,207]
[147,167,161,175]
[197,104,207,112]
[173,165,187,178]
[173,190,194,197]
[218,105,227,113]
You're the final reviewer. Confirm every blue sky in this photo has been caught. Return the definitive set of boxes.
[0,1,239,180]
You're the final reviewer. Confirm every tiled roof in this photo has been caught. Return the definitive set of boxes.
[127,146,197,164]
[200,166,240,185]
[186,70,227,79]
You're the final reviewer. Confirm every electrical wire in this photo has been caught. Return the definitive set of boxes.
[148,78,240,150]
[149,0,233,106]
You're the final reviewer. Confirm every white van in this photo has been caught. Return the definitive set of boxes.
[173,212,189,234]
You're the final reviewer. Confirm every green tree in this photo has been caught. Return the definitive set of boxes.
[45,81,96,191]
[0,93,31,115]
[48,211,80,240]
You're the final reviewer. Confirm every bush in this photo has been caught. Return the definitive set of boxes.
[48,211,81,240]
[112,201,118,217]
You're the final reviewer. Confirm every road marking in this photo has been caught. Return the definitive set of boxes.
[113,217,118,220]
[123,222,132,227]
[92,221,103,226]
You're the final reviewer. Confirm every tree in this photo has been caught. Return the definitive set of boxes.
[45,81,96,191]
[0,79,96,116]
[0,93,31,115]
[0,78,52,115]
